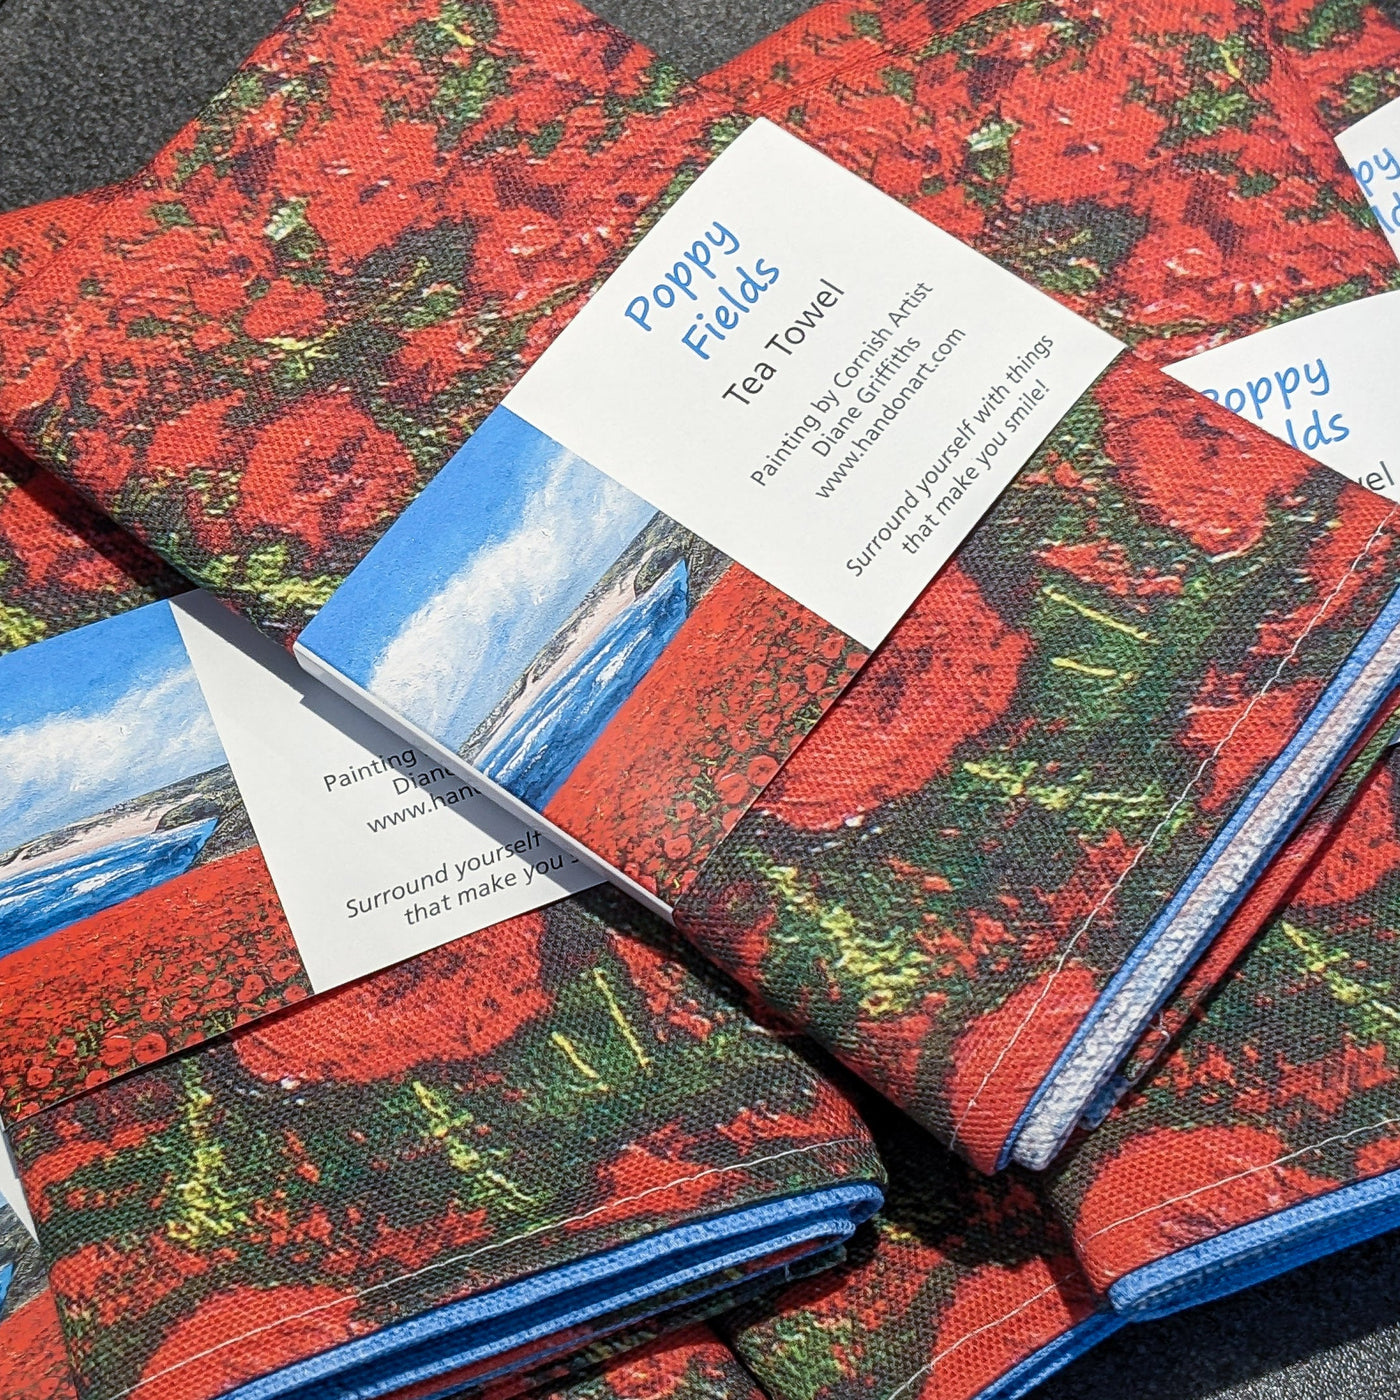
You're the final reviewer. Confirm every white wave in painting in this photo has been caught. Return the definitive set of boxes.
[367,443,656,750]
[475,560,691,807]
[0,666,225,855]
[0,818,217,957]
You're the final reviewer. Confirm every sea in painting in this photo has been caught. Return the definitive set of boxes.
[301,407,731,811]
[0,602,244,958]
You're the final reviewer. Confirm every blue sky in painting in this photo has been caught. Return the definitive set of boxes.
[301,407,658,751]
[0,601,226,852]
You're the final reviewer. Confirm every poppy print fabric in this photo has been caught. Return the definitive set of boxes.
[1,205,315,1122]
[1048,740,1400,1313]
[0,0,870,915]
[10,885,882,1400]
[672,353,1400,1174]
[0,196,187,652]
[721,1090,1113,1400]
[1270,0,1400,133]
[0,0,1392,923]
[0,189,116,310]
[0,439,186,657]
[4,0,1400,1156]
[0,184,555,1128]
[0,1172,77,1400]
[534,1324,765,1400]
[0,0,730,649]
[0,211,319,1128]
[711,729,1400,1400]
[0,1282,76,1400]
[704,0,1400,361]
[0,287,884,1399]
[1113,697,1400,1094]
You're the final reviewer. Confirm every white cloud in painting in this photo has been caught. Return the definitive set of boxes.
[0,664,226,853]
[368,443,654,750]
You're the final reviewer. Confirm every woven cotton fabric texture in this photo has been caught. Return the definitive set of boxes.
[0,1185,76,1400]
[0,207,317,1122]
[5,4,1400,1400]
[1114,701,1400,1091]
[1271,0,1400,133]
[10,884,881,1400]
[703,0,1400,360]
[531,1323,765,1400]
[6,0,1400,1180]
[693,730,1400,1400]
[0,180,884,1400]
[722,1089,1103,1400]
[1048,741,1400,1308]
[0,197,186,647]
[0,438,186,653]
[0,0,1386,644]
[0,0,730,646]
[672,354,1400,1172]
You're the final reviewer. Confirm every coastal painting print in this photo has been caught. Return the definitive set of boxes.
[0,601,301,1119]
[300,408,865,905]
[302,408,709,807]
[0,602,238,957]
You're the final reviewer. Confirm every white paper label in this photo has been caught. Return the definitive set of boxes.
[171,594,601,991]
[504,119,1122,648]
[1338,99,1400,263]
[1164,292,1400,501]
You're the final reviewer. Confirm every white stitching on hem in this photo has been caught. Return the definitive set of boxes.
[884,1271,1086,1400]
[98,1135,871,1400]
[1080,1112,1400,1251]
[949,509,1398,1155]
[883,1114,1400,1399]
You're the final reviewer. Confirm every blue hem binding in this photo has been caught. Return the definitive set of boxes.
[1108,1165,1400,1321]
[1000,583,1400,1169]
[222,1184,882,1400]
[978,1311,1124,1400]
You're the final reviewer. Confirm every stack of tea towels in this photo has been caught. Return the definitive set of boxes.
[3,3,1400,1400]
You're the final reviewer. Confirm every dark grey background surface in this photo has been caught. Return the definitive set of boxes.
[1,0,1397,1394]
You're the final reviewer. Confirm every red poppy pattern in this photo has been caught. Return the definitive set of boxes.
[1269,0,1400,133]
[544,565,864,904]
[0,354,871,1396]
[1049,740,1400,1290]
[710,717,1400,1396]
[0,0,863,906]
[10,887,880,1400]
[0,194,186,648]
[673,354,1400,1173]
[2,0,1397,919]
[1118,698,1400,1089]
[0,1289,78,1400]
[0,199,319,1120]
[0,438,184,653]
[721,1089,1102,1400]
[705,0,1400,362]
[0,189,115,308]
[0,845,313,1123]
[0,1127,76,1400]
[534,1324,764,1400]
[0,0,731,648]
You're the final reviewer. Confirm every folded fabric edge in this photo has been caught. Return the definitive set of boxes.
[1105,1167,1400,1321]
[1082,722,1400,1131]
[978,1311,1126,1400]
[219,1185,882,1400]
[291,641,674,923]
[1007,581,1400,1170]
